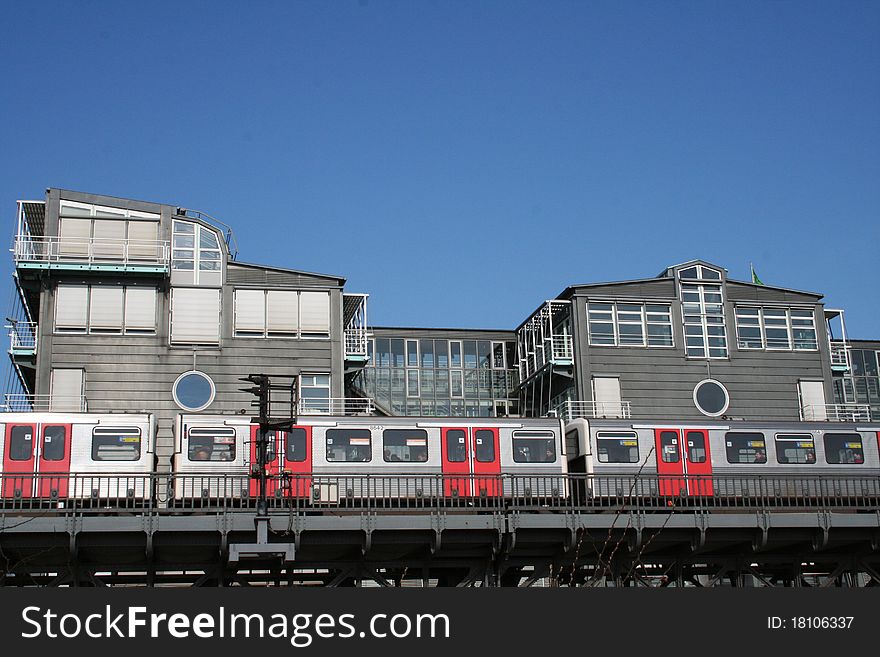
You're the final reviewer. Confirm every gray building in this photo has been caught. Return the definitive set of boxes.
[514,260,866,423]
[6,189,370,468]
[832,339,880,421]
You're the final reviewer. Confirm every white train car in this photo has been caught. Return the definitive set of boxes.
[0,412,155,502]
[173,414,568,503]
[565,418,880,499]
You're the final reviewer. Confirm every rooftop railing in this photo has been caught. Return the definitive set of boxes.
[551,400,632,420]
[800,403,872,422]
[297,397,375,416]
[2,394,88,413]
[13,236,170,268]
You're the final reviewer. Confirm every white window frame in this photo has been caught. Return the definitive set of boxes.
[734,306,818,352]
[170,287,222,345]
[680,282,728,359]
[232,289,330,340]
[586,301,675,349]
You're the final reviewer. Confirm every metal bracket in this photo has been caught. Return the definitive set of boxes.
[692,513,708,552]
[813,511,831,551]
[228,516,295,563]
[752,511,770,551]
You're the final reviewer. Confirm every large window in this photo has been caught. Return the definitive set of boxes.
[55,284,157,334]
[172,220,222,272]
[586,302,673,347]
[512,431,557,463]
[681,283,728,358]
[595,431,639,463]
[325,429,372,462]
[91,427,141,461]
[775,434,815,464]
[233,289,330,338]
[823,433,864,465]
[382,429,428,462]
[725,432,767,464]
[735,307,817,351]
[187,427,236,461]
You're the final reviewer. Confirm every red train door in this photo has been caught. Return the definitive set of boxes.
[441,427,470,496]
[249,425,282,498]
[654,428,713,497]
[682,429,713,496]
[37,424,72,498]
[281,427,312,497]
[655,429,684,496]
[3,423,38,498]
[472,427,501,497]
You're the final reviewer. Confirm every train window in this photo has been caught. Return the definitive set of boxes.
[446,430,467,462]
[513,431,557,463]
[596,432,639,463]
[326,429,372,462]
[725,432,767,464]
[823,433,864,465]
[685,431,707,463]
[775,434,816,464]
[383,429,429,462]
[285,428,308,463]
[659,431,680,463]
[188,428,236,461]
[91,427,141,461]
[41,426,67,461]
[474,429,496,462]
[8,426,34,461]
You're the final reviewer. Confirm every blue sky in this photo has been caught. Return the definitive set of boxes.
[1,1,878,336]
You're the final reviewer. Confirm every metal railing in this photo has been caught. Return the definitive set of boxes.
[7,321,37,353]
[552,400,632,420]
[2,394,88,412]
[829,340,850,369]
[297,397,375,415]
[551,335,574,361]
[1,472,878,515]
[800,403,872,422]
[13,236,170,267]
[344,328,369,358]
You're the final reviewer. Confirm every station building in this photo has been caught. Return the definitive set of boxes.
[4,189,876,468]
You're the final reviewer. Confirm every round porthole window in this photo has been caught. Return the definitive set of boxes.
[172,370,216,412]
[693,379,729,417]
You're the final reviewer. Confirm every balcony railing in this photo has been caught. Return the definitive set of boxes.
[551,400,632,421]
[298,397,375,416]
[344,328,369,359]
[800,403,872,422]
[829,340,850,371]
[7,321,37,355]
[2,394,88,413]
[14,236,170,269]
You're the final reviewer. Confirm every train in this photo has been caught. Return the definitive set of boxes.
[0,411,878,505]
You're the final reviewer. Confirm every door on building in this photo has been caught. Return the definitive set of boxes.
[2,422,72,499]
[654,428,713,497]
[440,427,501,497]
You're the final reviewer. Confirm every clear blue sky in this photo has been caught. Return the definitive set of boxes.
[1,1,878,336]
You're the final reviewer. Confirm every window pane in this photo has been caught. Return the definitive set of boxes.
[725,432,766,464]
[660,431,680,463]
[188,429,236,461]
[383,429,428,462]
[9,425,34,461]
[685,431,707,463]
[325,429,372,462]
[775,434,815,464]
[474,429,495,462]
[823,433,864,464]
[91,429,141,461]
[41,426,67,461]
[596,432,639,463]
[446,429,467,462]
[286,428,308,463]
[513,431,557,463]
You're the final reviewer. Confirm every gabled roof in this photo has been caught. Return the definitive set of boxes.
[656,259,728,278]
